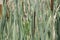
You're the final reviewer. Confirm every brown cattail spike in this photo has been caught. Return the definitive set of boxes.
[50,0,54,12]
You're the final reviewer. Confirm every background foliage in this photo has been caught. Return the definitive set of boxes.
[0,0,60,40]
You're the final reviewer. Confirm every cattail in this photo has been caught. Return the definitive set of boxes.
[50,0,54,12]
[0,4,2,19]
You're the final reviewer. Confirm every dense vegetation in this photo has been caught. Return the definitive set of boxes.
[0,0,60,40]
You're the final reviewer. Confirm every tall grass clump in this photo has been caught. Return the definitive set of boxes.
[0,0,60,40]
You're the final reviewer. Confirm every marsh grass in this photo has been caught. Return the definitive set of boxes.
[0,0,60,40]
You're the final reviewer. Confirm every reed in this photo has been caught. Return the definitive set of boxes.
[0,0,60,40]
